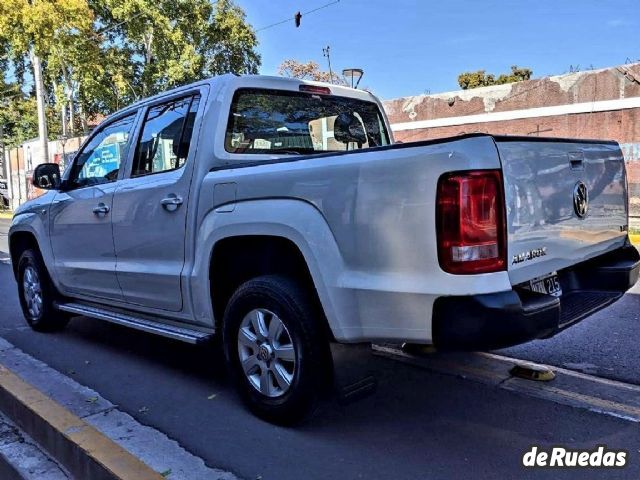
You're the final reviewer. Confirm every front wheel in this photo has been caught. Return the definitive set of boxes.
[17,249,70,332]
[222,275,331,425]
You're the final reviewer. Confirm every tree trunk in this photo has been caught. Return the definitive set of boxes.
[142,27,154,96]
[61,102,67,137]
[30,51,49,164]
[68,99,75,135]
[77,100,88,135]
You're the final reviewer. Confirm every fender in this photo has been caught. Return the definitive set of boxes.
[8,207,57,286]
[189,198,357,341]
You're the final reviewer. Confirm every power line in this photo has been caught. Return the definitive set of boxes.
[255,0,341,32]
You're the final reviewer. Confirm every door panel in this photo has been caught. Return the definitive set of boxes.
[50,113,137,300]
[113,94,201,311]
[50,185,121,299]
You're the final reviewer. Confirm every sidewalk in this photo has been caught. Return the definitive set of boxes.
[0,337,236,480]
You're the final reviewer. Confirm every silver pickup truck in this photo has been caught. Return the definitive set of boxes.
[9,75,639,424]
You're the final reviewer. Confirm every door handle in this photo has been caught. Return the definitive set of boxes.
[161,194,183,212]
[92,203,110,216]
[569,152,584,170]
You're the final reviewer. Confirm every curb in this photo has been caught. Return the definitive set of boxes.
[0,364,163,480]
[0,410,70,479]
[0,338,236,480]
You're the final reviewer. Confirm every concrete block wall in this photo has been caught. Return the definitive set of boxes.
[383,63,640,222]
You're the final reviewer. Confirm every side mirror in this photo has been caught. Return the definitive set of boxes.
[32,163,62,190]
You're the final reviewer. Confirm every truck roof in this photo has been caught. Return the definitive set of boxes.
[110,74,382,123]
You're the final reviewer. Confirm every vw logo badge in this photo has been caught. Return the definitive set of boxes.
[573,181,589,218]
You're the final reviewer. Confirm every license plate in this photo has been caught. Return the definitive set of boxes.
[528,272,562,297]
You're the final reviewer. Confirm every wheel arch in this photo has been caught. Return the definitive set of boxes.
[209,235,330,336]
[8,229,40,280]
[190,199,352,340]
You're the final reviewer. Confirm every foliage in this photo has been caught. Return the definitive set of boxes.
[0,0,260,146]
[0,84,61,149]
[0,93,38,148]
[0,0,96,132]
[458,65,533,90]
[96,0,260,99]
[278,59,347,85]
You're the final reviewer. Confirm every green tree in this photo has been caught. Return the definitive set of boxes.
[458,65,533,90]
[0,0,94,157]
[0,0,261,146]
[95,0,260,99]
[0,82,37,148]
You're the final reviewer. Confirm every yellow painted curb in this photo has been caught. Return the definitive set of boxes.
[0,365,164,480]
[0,212,12,219]
[629,234,640,246]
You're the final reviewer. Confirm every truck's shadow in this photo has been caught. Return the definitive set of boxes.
[62,314,632,447]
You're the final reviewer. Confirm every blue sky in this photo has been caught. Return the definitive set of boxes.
[239,0,638,100]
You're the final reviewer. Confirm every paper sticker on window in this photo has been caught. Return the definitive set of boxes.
[253,139,272,149]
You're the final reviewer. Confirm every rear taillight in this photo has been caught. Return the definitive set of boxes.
[436,170,506,274]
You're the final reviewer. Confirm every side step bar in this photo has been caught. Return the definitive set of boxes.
[56,302,214,344]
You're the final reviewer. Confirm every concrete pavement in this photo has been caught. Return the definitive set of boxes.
[498,281,640,386]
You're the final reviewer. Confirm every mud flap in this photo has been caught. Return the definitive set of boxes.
[330,342,377,405]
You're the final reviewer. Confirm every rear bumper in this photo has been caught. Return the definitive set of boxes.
[432,244,640,351]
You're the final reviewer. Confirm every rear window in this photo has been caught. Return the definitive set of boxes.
[225,88,389,155]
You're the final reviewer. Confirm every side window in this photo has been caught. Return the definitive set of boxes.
[68,114,136,189]
[132,95,200,177]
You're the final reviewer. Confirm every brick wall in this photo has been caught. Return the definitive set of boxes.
[383,63,640,219]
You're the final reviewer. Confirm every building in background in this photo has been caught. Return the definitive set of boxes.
[2,135,86,210]
[384,62,640,222]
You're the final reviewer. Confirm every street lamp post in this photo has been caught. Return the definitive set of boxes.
[342,68,364,89]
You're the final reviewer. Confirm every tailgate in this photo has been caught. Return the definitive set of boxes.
[496,137,628,285]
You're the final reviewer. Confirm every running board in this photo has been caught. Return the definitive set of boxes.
[56,302,213,344]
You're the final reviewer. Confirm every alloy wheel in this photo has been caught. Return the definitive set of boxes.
[237,308,297,398]
[23,265,43,318]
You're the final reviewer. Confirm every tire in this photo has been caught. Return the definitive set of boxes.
[222,275,331,425]
[17,249,70,332]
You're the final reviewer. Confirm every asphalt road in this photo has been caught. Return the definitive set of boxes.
[0,220,639,479]
[498,283,640,385]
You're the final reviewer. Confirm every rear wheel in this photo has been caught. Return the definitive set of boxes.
[17,249,69,332]
[222,275,331,425]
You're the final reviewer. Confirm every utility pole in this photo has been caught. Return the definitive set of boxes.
[30,50,49,164]
[0,123,5,179]
[322,46,333,84]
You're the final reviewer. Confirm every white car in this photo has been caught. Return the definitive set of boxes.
[9,75,639,423]
[0,179,9,208]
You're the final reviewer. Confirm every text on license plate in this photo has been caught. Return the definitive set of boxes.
[529,272,562,297]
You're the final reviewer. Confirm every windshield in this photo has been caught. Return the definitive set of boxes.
[225,88,390,155]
